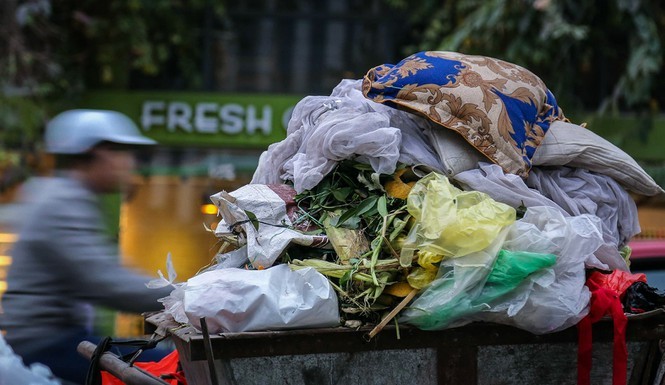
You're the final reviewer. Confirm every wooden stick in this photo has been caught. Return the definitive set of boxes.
[366,288,418,340]
[77,341,170,385]
[200,317,220,385]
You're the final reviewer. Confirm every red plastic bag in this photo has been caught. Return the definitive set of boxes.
[101,350,186,385]
[586,270,647,298]
[577,270,645,385]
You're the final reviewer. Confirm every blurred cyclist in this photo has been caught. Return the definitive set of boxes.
[0,109,173,384]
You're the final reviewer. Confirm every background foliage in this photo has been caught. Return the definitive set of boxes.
[391,0,664,114]
[0,0,224,187]
[2,0,665,189]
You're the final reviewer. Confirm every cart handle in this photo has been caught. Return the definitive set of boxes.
[77,341,171,385]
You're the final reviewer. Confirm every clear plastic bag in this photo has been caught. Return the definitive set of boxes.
[399,172,516,266]
[477,206,604,334]
[399,228,509,329]
[402,245,557,330]
[478,249,556,304]
[400,206,605,334]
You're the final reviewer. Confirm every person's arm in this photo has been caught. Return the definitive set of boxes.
[41,191,172,313]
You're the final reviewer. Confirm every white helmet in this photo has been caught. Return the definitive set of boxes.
[45,109,157,154]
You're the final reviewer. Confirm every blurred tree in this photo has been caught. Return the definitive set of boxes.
[3,0,664,174]
[0,0,50,190]
[389,0,664,114]
[0,0,225,186]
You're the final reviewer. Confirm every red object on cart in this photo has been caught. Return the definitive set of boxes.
[101,350,187,385]
[578,270,647,385]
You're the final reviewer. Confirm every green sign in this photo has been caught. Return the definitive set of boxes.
[81,91,303,148]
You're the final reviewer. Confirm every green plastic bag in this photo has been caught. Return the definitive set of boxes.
[400,246,556,330]
[399,172,516,267]
[476,249,556,305]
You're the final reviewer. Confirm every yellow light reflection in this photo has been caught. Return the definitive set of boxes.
[0,233,17,243]
[201,204,218,215]
[0,256,11,266]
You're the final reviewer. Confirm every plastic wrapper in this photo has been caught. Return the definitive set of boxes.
[583,270,665,314]
[400,206,606,334]
[587,269,647,297]
[210,184,330,269]
[407,251,445,289]
[454,162,633,271]
[182,264,340,333]
[478,249,556,303]
[147,253,185,323]
[399,172,516,266]
[399,227,509,329]
[403,247,556,330]
[0,334,60,385]
[623,282,665,313]
[476,206,605,334]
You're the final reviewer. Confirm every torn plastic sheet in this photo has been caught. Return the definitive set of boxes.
[210,184,330,269]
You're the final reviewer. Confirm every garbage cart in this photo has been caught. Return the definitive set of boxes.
[129,310,665,385]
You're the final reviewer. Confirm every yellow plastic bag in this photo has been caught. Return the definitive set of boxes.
[399,172,516,267]
[407,251,444,289]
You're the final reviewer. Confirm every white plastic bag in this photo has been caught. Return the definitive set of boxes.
[210,184,329,269]
[183,264,340,333]
[476,206,604,334]
[400,206,604,335]
[0,334,61,385]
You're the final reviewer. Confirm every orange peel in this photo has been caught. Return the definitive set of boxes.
[385,168,415,200]
[384,281,416,297]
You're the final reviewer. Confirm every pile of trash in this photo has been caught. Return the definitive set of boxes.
[154,51,665,337]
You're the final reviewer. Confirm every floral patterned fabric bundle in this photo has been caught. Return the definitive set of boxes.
[362,51,566,178]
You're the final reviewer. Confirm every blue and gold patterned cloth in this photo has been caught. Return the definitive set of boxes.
[362,51,566,177]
